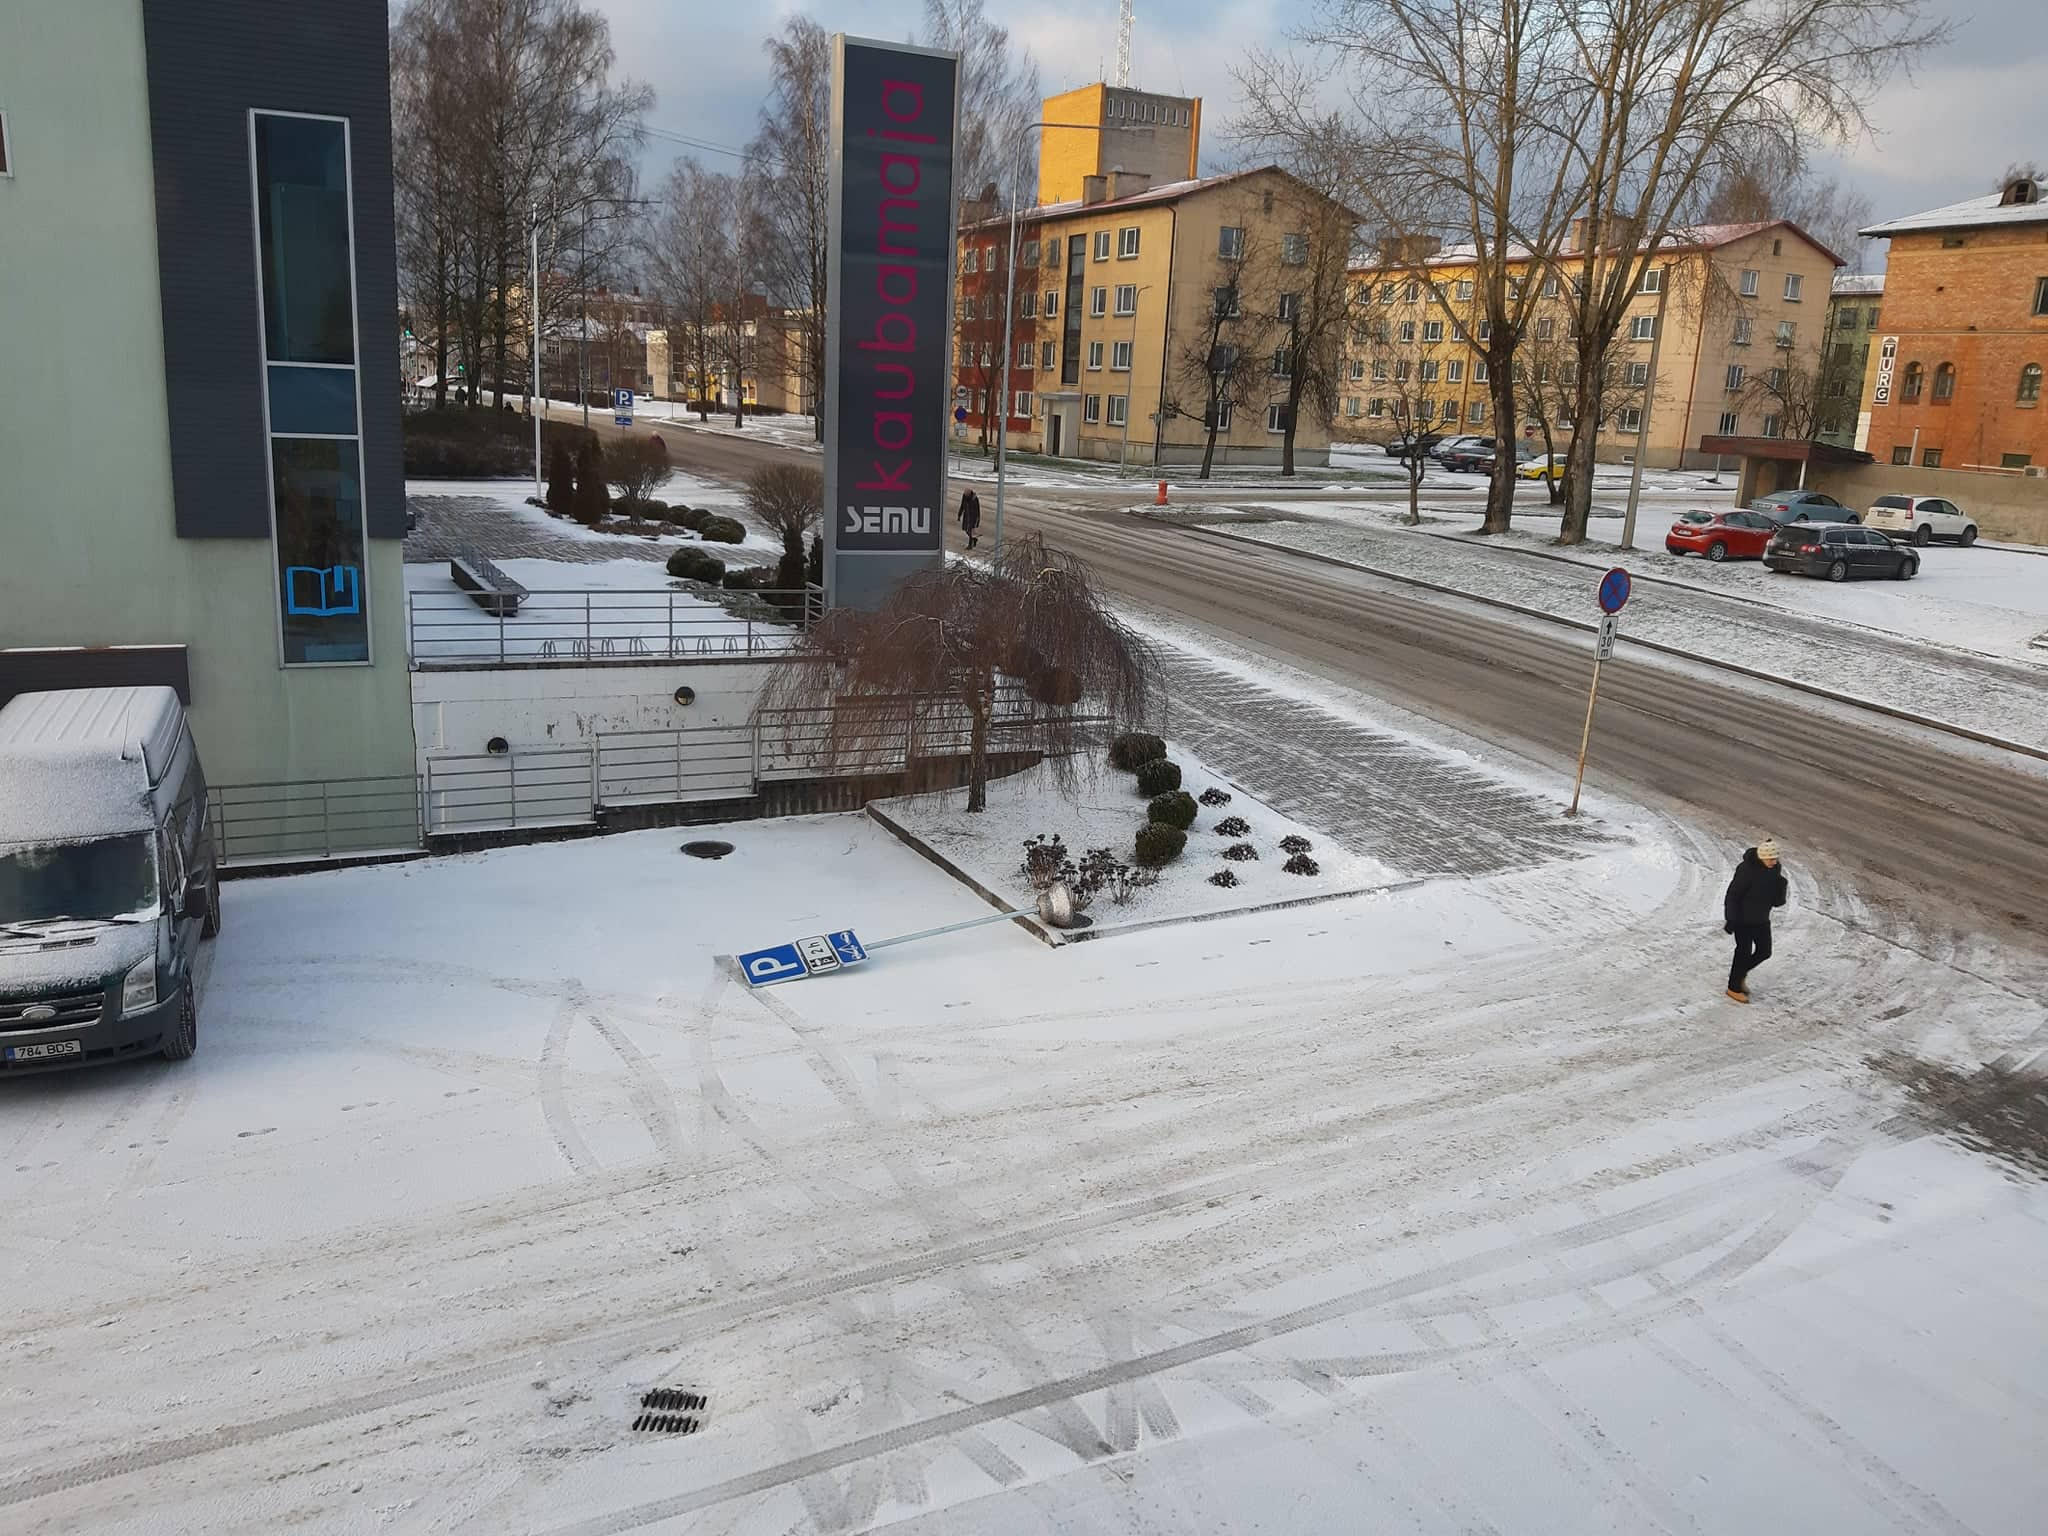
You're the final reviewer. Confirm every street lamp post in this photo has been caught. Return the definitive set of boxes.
[993,120,1101,554]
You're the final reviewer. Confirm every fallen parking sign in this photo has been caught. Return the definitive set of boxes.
[740,930,869,986]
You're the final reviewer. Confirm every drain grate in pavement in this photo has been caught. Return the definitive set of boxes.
[633,1388,708,1435]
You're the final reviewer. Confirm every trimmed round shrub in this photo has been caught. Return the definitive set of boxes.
[1280,835,1313,855]
[1147,790,1197,830]
[678,507,713,531]
[1208,869,1240,889]
[1213,815,1251,838]
[1222,842,1259,862]
[1109,732,1167,772]
[1134,758,1182,796]
[699,514,747,544]
[666,547,726,584]
[1283,852,1321,877]
[1198,787,1233,807]
[1133,821,1187,867]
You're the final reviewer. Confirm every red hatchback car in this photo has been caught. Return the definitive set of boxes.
[1665,509,1778,562]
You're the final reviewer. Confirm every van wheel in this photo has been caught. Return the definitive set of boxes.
[1826,559,1848,582]
[1913,525,1932,545]
[201,869,222,938]
[161,981,197,1062]
[1960,525,1977,547]
[1707,540,1727,562]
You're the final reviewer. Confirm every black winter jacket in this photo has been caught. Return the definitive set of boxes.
[1724,849,1788,929]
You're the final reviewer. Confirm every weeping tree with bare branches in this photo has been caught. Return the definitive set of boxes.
[756,535,1163,812]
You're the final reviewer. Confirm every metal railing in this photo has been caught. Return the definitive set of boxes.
[423,746,597,834]
[208,690,1107,866]
[405,585,822,667]
[209,776,425,869]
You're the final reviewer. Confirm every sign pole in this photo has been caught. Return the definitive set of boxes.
[1566,650,1605,818]
[1570,567,1631,818]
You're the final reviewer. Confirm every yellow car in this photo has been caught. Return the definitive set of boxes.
[1518,453,1568,482]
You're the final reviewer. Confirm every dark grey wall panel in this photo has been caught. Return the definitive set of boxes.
[141,0,405,539]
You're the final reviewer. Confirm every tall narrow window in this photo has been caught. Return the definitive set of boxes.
[1932,361,1956,401]
[2019,363,2043,403]
[251,111,369,666]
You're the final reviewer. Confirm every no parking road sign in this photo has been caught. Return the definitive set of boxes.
[1597,566,1632,614]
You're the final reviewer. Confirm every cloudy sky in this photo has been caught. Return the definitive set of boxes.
[595,0,2040,229]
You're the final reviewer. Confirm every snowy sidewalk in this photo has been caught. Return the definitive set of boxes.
[1174,507,2048,752]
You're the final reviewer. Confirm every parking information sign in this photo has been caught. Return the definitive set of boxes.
[614,388,634,426]
[1597,567,1632,614]
[739,930,868,987]
[1596,612,1620,660]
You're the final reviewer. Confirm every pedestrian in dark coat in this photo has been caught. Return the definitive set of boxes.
[958,488,982,549]
[1723,839,1787,1003]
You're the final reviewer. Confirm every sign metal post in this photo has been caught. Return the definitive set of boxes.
[1568,569,1631,818]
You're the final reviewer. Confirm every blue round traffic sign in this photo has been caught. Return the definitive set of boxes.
[1598,567,1632,614]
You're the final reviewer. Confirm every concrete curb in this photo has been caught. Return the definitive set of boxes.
[1184,523,2048,765]
[865,802,1426,947]
[1061,879,1426,943]
[862,804,1061,948]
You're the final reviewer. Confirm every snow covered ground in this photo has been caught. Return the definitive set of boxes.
[405,475,785,562]
[1178,507,2048,749]
[403,557,802,663]
[877,750,1396,931]
[4,795,2045,1533]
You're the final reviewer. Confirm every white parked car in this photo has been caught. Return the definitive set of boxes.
[1863,494,1978,547]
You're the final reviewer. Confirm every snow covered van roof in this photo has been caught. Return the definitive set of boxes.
[0,687,181,844]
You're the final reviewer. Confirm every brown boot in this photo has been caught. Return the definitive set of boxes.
[1725,987,1750,1004]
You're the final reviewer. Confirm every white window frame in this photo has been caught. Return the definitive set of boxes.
[1732,314,1752,346]
[1219,226,1245,260]
[1423,319,1444,342]
[246,109,374,670]
[1775,320,1797,348]
[1282,233,1308,266]
[1446,359,1464,383]
[1629,315,1656,341]
[1725,363,1745,390]
[1093,230,1111,262]
[1418,359,1439,382]
[1761,412,1782,438]
[1458,279,1476,301]
[1345,397,1361,417]
[1717,410,1739,435]
[1084,394,1101,424]
[1371,360,1388,383]
[1639,267,1663,294]
[1013,390,1032,418]
[1467,400,1485,424]
[1043,289,1058,318]
[1114,284,1138,316]
[1474,359,1489,383]
[1110,340,1133,372]
[1620,407,1643,433]
[1398,320,1416,344]
[1739,269,1760,297]
[1117,226,1140,259]
[962,247,978,274]
[1090,286,1107,317]
[1087,341,1104,371]
[1367,398,1385,419]
[1041,341,1057,371]
[1783,273,1803,301]
[1020,292,1037,319]
[1106,393,1128,426]
[1626,362,1650,387]
[1265,403,1291,434]
[1216,399,1233,431]
[1016,339,1034,366]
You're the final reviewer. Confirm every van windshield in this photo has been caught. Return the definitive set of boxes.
[0,835,159,928]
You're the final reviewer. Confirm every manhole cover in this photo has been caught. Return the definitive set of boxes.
[633,1387,707,1435]
[680,841,734,860]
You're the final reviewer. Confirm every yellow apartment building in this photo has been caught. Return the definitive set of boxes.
[956,164,1344,468]
[1340,221,1842,467]
[1038,83,1201,208]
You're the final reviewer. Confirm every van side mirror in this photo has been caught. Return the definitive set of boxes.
[181,877,208,922]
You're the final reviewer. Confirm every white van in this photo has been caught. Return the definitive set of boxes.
[0,688,219,1071]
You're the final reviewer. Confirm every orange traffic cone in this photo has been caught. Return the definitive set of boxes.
[1155,480,1169,505]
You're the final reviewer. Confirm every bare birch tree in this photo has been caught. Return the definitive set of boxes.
[922,0,1043,208]
[644,159,731,422]
[750,17,832,440]
[1547,0,1943,543]
[1238,3,1592,534]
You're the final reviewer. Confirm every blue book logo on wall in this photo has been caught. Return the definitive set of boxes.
[285,564,362,617]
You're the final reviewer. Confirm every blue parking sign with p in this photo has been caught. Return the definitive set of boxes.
[739,930,868,987]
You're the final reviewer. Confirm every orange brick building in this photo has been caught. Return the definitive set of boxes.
[1856,174,2048,470]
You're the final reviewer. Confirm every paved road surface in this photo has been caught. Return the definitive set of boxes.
[654,424,2048,942]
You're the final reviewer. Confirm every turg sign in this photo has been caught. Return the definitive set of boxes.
[823,35,961,611]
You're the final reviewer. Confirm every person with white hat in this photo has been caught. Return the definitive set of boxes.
[1722,838,1787,1003]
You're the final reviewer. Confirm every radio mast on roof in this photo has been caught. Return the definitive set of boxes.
[1116,0,1134,87]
